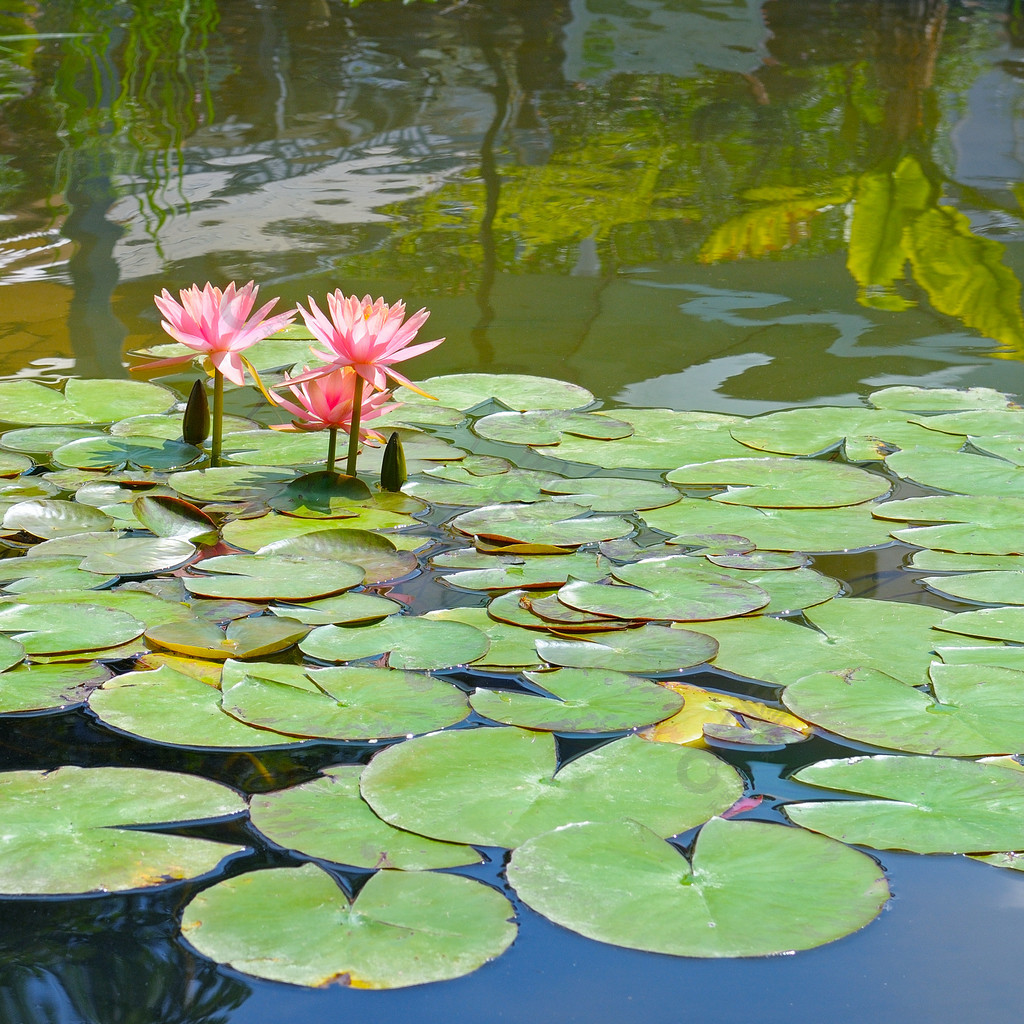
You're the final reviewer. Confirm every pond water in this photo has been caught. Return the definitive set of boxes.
[3,1,1024,1021]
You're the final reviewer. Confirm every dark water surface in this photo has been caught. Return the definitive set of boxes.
[2,1,1024,1021]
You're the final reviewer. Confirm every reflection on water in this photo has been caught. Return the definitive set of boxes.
[1,3,1024,1023]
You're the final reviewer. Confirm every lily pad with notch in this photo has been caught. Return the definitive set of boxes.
[182,553,364,601]
[450,502,633,549]
[536,622,718,674]
[0,662,110,714]
[257,529,417,585]
[145,616,310,661]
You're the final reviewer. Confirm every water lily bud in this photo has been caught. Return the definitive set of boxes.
[380,431,407,492]
[182,378,210,445]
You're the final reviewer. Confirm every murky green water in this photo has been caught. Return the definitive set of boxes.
[2,1,1024,1021]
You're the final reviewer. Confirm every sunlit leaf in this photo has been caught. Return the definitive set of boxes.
[397,373,594,411]
[0,662,109,714]
[183,553,364,601]
[145,616,310,660]
[536,622,718,674]
[450,502,632,548]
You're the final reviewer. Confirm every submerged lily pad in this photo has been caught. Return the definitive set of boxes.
[507,817,888,957]
[249,766,481,869]
[360,727,743,849]
[787,754,1024,853]
[469,668,684,732]
[0,765,245,894]
[181,863,516,989]
[783,664,1024,755]
[220,663,470,739]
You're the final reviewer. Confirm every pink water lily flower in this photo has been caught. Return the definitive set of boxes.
[145,281,296,386]
[270,365,398,437]
[291,291,443,394]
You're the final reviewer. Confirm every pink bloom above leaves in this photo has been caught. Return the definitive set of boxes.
[270,365,397,438]
[146,281,296,387]
[294,291,443,393]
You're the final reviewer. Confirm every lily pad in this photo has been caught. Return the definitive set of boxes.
[0,554,115,594]
[0,602,144,655]
[183,553,364,601]
[249,766,481,869]
[220,664,470,740]
[641,499,893,553]
[556,557,770,622]
[873,494,1024,554]
[257,529,417,585]
[0,662,109,713]
[783,664,1024,755]
[423,608,544,670]
[473,409,632,445]
[885,449,1024,498]
[52,436,202,472]
[360,727,743,849]
[666,457,889,508]
[300,616,489,671]
[787,754,1024,853]
[1,499,113,540]
[399,373,594,411]
[89,665,301,748]
[936,606,1024,643]
[132,495,219,546]
[869,385,1016,412]
[145,616,310,661]
[269,593,402,625]
[450,502,632,549]
[541,476,682,513]
[181,863,516,989]
[32,535,198,576]
[168,466,296,503]
[507,817,888,956]
[434,548,613,591]
[221,509,420,551]
[0,378,175,426]
[536,622,718,674]
[0,765,246,894]
[0,425,104,455]
[469,667,684,732]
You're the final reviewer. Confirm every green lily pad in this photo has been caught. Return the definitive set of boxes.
[257,529,417,585]
[168,466,296,503]
[300,616,489,671]
[936,606,1024,643]
[0,765,246,894]
[869,385,1016,412]
[110,412,255,440]
[937,645,1024,671]
[469,667,684,732]
[374,401,465,428]
[536,409,754,470]
[181,863,516,989]
[557,557,770,622]
[783,664,1024,755]
[536,622,718,674]
[249,766,481,869]
[885,449,1024,497]
[541,476,682,513]
[221,509,421,551]
[488,589,622,632]
[0,452,33,476]
[183,553,364,601]
[666,457,889,508]
[695,598,969,687]
[920,570,1024,604]
[0,601,144,655]
[641,499,893,553]
[220,664,470,740]
[29,534,197,576]
[450,502,632,549]
[423,608,544,670]
[52,436,202,472]
[0,425,104,455]
[266,471,371,516]
[786,754,1024,854]
[0,662,109,713]
[360,727,743,848]
[507,817,888,957]
[873,495,1024,554]
[704,564,841,615]
[0,378,175,426]
[0,555,116,593]
[473,409,632,445]
[405,463,565,506]
[145,616,310,660]
[399,373,594,411]
[434,548,613,591]
[910,410,1024,439]
[221,429,342,468]
[1,499,113,540]
[132,495,219,546]
[269,592,402,625]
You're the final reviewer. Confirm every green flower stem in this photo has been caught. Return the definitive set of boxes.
[211,369,224,468]
[327,426,338,473]
[345,374,365,477]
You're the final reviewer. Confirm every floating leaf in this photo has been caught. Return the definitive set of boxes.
[360,727,743,848]
[434,547,613,591]
[183,553,364,601]
[885,449,1024,498]
[0,662,109,714]
[666,457,889,508]
[181,863,516,989]
[0,425,104,455]
[399,373,594,411]
[249,766,480,869]
[257,529,417,585]
[1,499,113,540]
[90,665,300,749]
[869,385,1016,412]
[132,495,219,546]
[557,557,770,622]
[469,668,684,732]
[874,494,1024,554]
[168,466,296,503]
[507,817,888,957]
[936,606,1024,644]
[423,608,544,670]
[222,509,420,551]
[145,616,310,661]
[0,765,245,894]
[536,623,718,674]
[488,589,621,632]
[641,499,892,552]
[541,476,681,513]
[473,409,632,445]
[45,535,198,576]
[406,463,564,506]
[0,554,114,594]
[0,601,144,655]
[787,755,1024,854]
[269,593,401,626]
[220,663,470,740]
[642,683,811,746]
[450,502,632,549]
[783,664,1024,755]
[0,378,174,426]
[267,471,371,516]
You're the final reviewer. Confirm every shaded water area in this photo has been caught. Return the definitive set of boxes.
[3,1,1024,1022]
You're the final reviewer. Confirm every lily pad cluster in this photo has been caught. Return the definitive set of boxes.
[3,368,1024,988]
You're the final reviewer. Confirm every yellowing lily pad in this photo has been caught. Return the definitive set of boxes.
[145,616,310,661]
